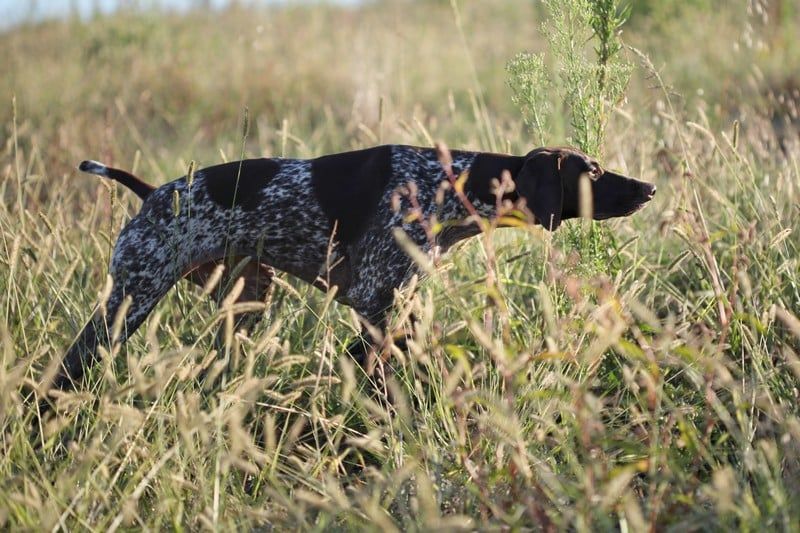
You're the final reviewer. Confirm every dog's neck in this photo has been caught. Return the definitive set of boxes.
[394,147,526,250]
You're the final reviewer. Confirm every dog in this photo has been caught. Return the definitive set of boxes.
[50,144,655,396]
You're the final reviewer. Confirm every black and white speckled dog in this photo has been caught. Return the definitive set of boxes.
[52,144,655,393]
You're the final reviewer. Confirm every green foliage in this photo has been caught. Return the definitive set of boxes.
[506,0,632,155]
[506,52,551,145]
[507,0,635,277]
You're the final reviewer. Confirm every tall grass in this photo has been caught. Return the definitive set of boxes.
[1,1,799,529]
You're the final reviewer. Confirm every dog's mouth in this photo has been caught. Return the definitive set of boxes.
[635,184,658,213]
[631,185,657,212]
[594,183,657,220]
[643,183,657,202]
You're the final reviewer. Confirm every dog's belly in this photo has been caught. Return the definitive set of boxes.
[133,160,355,297]
[182,207,332,277]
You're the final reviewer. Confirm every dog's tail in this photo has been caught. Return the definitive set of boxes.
[78,160,155,200]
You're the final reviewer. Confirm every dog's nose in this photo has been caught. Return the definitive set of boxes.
[647,184,657,198]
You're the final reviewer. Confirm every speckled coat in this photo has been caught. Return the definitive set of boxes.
[54,144,656,390]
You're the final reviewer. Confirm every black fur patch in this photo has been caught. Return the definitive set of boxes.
[311,145,393,245]
[204,159,281,210]
[466,153,524,203]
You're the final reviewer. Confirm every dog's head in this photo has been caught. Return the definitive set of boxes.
[514,147,656,230]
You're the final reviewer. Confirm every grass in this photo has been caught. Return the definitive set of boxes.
[1,0,800,530]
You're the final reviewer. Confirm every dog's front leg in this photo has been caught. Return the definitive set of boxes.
[345,291,395,373]
[343,227,423,375]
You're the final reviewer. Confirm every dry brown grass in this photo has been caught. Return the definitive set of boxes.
[1,1,799,529]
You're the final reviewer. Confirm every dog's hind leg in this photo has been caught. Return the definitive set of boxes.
[53,252,274,398]
[51,216,196,394]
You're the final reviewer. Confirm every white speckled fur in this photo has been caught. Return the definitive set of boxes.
[52,142,657,393]
[59,145,493,387]
[57,141,656,391]
[105,147,483,335]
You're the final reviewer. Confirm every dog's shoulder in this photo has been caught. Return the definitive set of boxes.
[310,145,396,244]
[465,151,525,203]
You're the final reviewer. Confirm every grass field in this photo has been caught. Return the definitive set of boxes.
[1,0,800,529]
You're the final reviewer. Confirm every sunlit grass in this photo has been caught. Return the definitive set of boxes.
[1,1,799,530]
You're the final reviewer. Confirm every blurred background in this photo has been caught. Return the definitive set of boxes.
[1,0,797,183]
[0,0,361,29]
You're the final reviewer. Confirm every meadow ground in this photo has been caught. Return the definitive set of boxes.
[1,0,799,530]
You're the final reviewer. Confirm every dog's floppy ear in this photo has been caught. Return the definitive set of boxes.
[515,150,563,231]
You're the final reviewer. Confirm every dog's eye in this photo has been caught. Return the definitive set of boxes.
[588,167,603,181]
